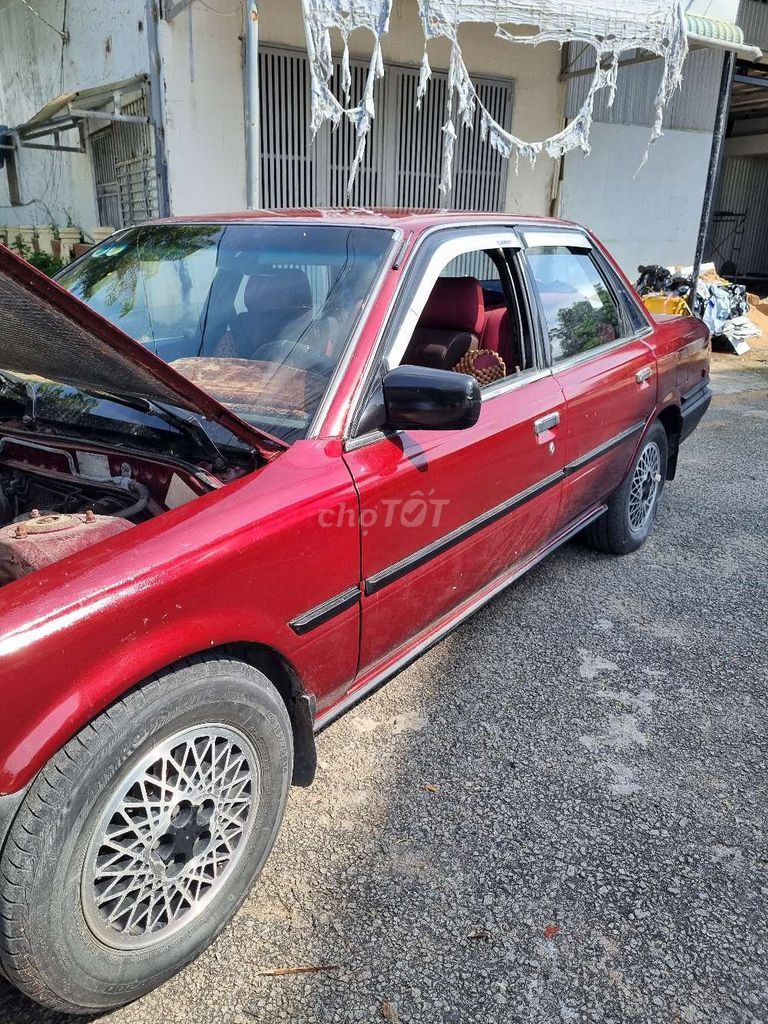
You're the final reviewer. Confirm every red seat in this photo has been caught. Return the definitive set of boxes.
[403,277,484,370]
[481,307,519,372]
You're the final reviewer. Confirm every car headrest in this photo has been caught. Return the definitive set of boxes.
[403,328,476,371]
[418,277,484,337]
[244,268,313,313]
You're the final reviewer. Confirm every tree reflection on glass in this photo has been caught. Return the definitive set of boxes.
[550,286,620,360]
[58,225,222,322]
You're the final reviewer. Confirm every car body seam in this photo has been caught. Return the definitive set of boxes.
[362,420,647,598]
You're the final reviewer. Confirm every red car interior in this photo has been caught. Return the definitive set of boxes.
[481,307,519,371]
[404,276,483,369]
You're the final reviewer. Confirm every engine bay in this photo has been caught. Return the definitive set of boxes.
[0,466,151,525]
[0,434,223,587]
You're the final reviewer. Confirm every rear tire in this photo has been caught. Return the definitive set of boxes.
[0,655,293,1014]
[584,421,668,555]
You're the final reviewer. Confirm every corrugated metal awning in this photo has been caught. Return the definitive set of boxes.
[561,14,762,84]
[685,13,762,61]
[4,75,151,155]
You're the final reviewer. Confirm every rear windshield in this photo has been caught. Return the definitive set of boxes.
[58,223,394,442]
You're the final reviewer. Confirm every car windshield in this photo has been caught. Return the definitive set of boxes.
[57,222,394,442]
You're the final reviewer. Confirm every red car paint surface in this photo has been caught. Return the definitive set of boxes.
[0,212,710,794]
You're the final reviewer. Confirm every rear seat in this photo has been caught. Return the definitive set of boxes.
[481,306,523,373]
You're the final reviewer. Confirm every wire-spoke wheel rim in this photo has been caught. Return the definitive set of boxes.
[628,441,662,532]
[82,725,259,950]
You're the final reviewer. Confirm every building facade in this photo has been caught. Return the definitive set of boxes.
[0,0,762,278]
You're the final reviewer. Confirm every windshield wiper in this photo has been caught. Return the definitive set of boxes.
[142,398,232,468]
[103,392,237,470]
[0,374,250,468]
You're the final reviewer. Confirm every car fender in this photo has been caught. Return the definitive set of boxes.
[0,441,361,794]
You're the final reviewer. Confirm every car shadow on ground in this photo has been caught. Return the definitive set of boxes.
[2,372,767,1023]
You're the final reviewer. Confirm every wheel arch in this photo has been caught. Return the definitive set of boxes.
[214,641,317,787]
[0,632,319,799]
[132,641,318,788]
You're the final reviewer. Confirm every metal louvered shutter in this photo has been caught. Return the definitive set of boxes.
[321,60,387,206]
[259,46,513,212]
[91,94,158,229]
[259,49,315,207]
[453,78,512,211]
[391,66,450,209]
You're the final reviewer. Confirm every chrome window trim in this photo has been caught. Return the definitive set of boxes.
[479,365,552,399]
[546,326,654,373]
[339,221,529,444]
[522,229,593,250]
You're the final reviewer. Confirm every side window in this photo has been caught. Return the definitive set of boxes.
[526,246,621,363]
[398,247,527,387]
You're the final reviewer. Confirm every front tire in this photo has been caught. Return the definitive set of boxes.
[0,655,293,1014]
[584,421,668,555]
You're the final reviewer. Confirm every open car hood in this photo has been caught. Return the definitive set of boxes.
[0,244,286,455]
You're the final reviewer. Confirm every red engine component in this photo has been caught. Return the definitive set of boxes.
[0,510,134,584]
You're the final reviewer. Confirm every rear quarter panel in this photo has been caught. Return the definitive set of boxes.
[587,229,711,409]
[649,313,711,407]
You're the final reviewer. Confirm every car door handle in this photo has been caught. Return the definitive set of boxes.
[635,366,653,384]
[534,411,560,435]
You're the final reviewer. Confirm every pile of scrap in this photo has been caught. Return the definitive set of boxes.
[636,263,767,356]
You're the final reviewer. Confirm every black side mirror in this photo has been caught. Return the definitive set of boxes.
[381,364,481,432]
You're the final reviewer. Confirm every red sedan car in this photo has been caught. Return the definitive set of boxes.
[0,211,710,1012]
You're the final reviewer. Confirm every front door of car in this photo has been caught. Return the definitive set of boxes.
[521,231,656,527]
[342,235,567,681]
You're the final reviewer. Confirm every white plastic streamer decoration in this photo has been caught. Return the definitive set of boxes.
[301,0,688,194]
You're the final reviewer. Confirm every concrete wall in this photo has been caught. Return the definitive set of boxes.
[0,0,148,232]
[559,122,714,275]
[0,0,569,224]
[158,4,248,214]
[558,36,727,278]
[160,0,564,217]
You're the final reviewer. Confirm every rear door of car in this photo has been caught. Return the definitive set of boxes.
[342,229,567,683]
[520,228,656,527]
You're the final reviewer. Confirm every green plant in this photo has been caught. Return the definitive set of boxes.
[26,250,65,276]
[10,238,65,277]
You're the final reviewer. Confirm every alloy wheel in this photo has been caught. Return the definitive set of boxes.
[81,725,258,950]
[628,440,662,531]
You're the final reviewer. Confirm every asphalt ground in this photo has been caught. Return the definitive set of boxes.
[1,344,766,1024]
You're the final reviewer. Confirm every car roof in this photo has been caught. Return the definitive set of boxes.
[149,208,580,234]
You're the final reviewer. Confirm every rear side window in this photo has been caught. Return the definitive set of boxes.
[526,247,621,363]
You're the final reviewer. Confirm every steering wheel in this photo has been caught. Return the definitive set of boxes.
[252,338,334,375]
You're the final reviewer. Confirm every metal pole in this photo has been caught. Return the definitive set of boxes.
[245,1,260,210]
[689,49,736,306]
[146,0,170,218]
